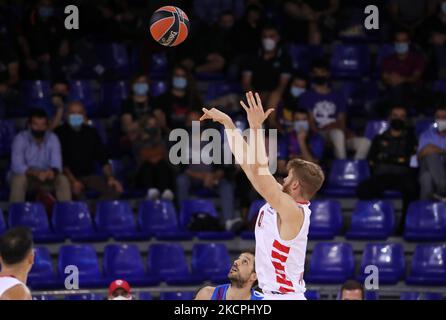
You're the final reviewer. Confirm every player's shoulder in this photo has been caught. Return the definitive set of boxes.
[0,284,31,300]
[195,286,216,300]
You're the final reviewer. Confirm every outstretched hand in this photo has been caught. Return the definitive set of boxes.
[240,91,274,129]
[200,107,232,126]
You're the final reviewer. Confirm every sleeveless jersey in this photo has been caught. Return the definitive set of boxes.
[210,284,264,300]
[254,201,311,296]
[0,276,29,298]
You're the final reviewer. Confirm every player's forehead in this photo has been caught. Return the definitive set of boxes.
[238,253,254,262]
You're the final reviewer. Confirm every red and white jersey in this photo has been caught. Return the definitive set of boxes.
[0,276,29,299]
[255,201,311,297]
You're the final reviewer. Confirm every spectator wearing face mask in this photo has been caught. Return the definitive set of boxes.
[9,109,71,203]
[241,24,292,102]
[357,106,418,232]
[427,0,446,79]
[153,65,202,128]
[380,29,426,115]
[300,60,370,160]
[107,279,133,300]
[418,105,446,201]
[55,101,123,201]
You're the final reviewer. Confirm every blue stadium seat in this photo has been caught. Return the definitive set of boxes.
[304,290,320,300]
[8,202,64,243]
[204,82,242,103]
[28,247,59,289]
[101,81,128,116]
[52,201,107,242]
[306,243,355,284]
[240,199,266,240]
[192,243,231,284]
[346,200,395,239]
[103,244,158,286]
[33,295,55,300]
[331,44,370,78]
[65,293,104,300]
[323,160,370,196]
[424,293,443,300]
[95,200,147,241]
[400,292,443,300]
[22,80,52,115]
[0,120,16,157]
[365,291,379,300]
[415,118,435,137]
[375,44,395,76]
[138,200,193,240]
[406,244,446,286]
[288,44,324,73]
[180,200,234,240]
[358,243,405,284]
[160,292,195,300]
[149,53,169,79]
[404,201,446,241]
[433,80,446,95]
[364,120,389,140]
[96,42,130,77]
[139,292,153,300]
[400,292,421,300]
[0,208,6,235]
[151,80,168,97]
[148,243,201,285]
[58,244,106,288]
[68,80,98,117]
[89,119,108,146]
[309,200,343,240]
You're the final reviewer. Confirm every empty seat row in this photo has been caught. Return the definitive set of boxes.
[29,243,231,289]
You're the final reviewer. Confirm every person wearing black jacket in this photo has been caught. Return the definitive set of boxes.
[357,106,418,232]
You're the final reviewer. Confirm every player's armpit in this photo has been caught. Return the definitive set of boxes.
[0,285,32,300]
[194,286,215,300]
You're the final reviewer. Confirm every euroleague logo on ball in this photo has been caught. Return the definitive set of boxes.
[150,6,189,47]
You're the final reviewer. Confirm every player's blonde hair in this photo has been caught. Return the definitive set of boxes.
[286,158,325,199]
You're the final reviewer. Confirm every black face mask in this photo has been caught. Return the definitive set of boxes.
[390,119,406,131]
[31,130,46,139]
[312,76,329,86]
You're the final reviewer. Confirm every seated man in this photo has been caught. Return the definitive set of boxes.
[357,106,418,232]
[55,101,123,200]
[339,280,364,300]
[9,109,71,203]
[418,104,446,200]
[194,251,263,300]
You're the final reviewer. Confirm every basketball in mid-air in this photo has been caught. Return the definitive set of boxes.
[150,6,190,47]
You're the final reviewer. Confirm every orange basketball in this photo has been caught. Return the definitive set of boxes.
[149,6,190,47]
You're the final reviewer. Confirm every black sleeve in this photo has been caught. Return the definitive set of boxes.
[120,99,134,116]
[367,135,381,164]
[54,127,68,167]
[91,128,108,167]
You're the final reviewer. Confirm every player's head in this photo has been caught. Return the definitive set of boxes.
[283,159,325,200]
[0,226,34,273]
[228,251,257,289]
[340,280,364,300]
[108,279,133,300]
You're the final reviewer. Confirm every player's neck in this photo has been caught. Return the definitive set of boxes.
[0,266,28,284]
[293,194,309,204]
[227,284,252,300]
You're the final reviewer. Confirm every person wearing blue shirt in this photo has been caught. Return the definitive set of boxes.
[418,105,446,200]
[194,251,263,300]
[9,109,71,203]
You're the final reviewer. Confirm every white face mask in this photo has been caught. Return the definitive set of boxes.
[436,119,446,132]
[262,38,276,51]
[111,295,132,300]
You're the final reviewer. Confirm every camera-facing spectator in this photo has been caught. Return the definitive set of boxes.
[300,60,369,159]
[10,109,71,203]
[418,105,446,201]
[55,101,123,201]
[107,279,133,300]
[340,280,364,300]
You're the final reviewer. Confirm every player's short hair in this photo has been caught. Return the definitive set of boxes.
[0,226,33,266]
[340,280,364,299]
[287,158,325,199]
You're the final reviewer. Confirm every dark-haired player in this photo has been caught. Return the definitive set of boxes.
[0,227,34,300]
[194,251,263,300]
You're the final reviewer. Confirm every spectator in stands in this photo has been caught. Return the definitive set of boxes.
[427,0,446,79]
[418,105,446,201]
[357,106,418,232]
[107,279,133,300]
[55,102,123,201]
[9,109,71,203]
[340,280,364,300]
[282,0,339,44]
[193,0,245,26]
[176,110,237,231]
[241,24,292,101]
[300,60,369,159]
[267,73,308,133]
[18,0,66,79]
[277,108,324,175]
[381,29,426,113]
[49,79,70,130]
[133,115,176,201]
[153,65,202,128]
[234,4,265,55]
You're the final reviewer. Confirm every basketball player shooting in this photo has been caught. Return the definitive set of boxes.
[200,91,325,300]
